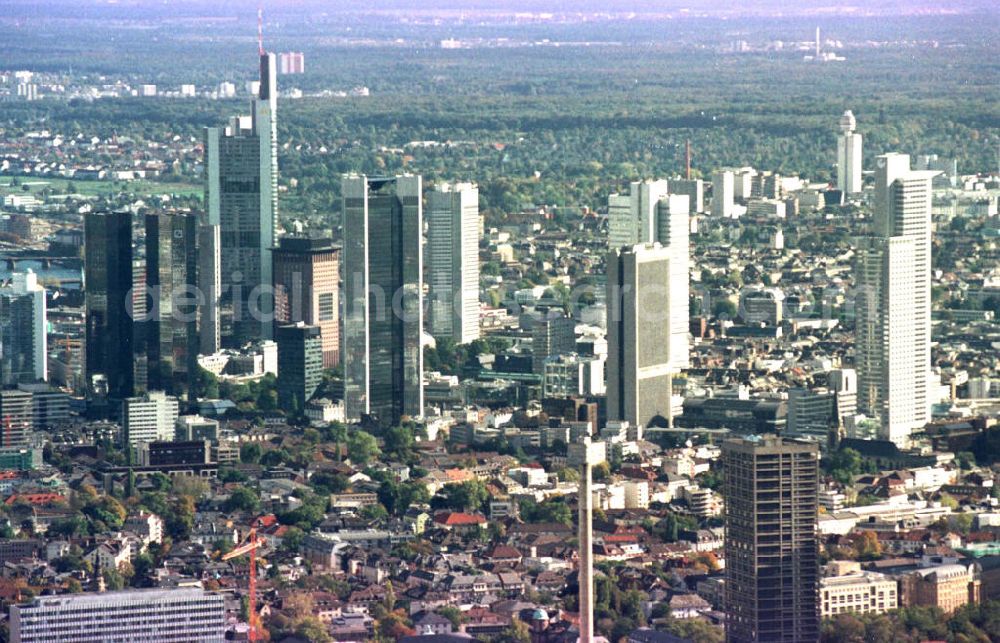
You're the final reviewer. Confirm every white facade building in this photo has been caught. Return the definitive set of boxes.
[122,391,179,448]
[711,170,735,217]
[427,182,480,344]
[856,153,936,446]
[837,110,863,194]
[0,270,47,385]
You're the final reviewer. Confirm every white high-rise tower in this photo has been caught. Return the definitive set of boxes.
[607,180,689,371]
[427,182,480,345]
[856,153,936,446]
[0,270,47,385]
[837,110,863,194]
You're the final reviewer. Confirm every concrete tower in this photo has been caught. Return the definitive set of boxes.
[837,110,863,194]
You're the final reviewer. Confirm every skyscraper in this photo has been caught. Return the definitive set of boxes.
[607,243,675,428]
[144,213,199,399]
[276,322,323,412]
[84,212,145,407]
[0,271,47,385]
[427,182,480,345]
[837,110,863,194]
[198,224,221,355]
[273,237,340,367]
[723,435,820,643]
[204,52,278,346]
[856,153,935,446]
[342,175,424,425]
[711,170,735,217]
[606,180,689,371]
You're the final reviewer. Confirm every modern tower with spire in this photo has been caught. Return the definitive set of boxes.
[204,17,278,346]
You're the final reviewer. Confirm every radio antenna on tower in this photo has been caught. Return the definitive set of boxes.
[257,6,265,56]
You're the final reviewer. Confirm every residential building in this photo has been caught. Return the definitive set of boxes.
[276,322,323,412]
[711,170,735,217]
[901,563,981,614]
[836,110,863,195]
[723,435,820,643]
[856,153,936,445]
[0,271,47,385]
[427,182,480,345]
[204,52,278,346]
[273,236,340,367]
[342,174,424,425]
[9,588,226,643]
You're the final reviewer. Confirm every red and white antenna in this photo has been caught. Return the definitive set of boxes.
[257,6,265,56]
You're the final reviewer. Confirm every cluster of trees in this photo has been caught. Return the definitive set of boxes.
[820,600,1000,643]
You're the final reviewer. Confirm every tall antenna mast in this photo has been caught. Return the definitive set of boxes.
[258,6,265,56]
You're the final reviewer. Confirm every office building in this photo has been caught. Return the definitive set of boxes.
[175,414,220,442]
[18,383,70,430]
[532,313,576,374]
[138,440,212,467]
[276,322,323,412]
[198,224,221,354]
[606,180,689,370]
[669,177,705,213]
[677,396,787,434]
[0,389,33,448]
[856,153,935,446]
[723,435,820,643]
[820,561,897,617]
[427,182,480,345]
[9,587,226,643]
[342,175,424,425]
[836,110,863,195]
[144,213,199,399]
[786,388,839,442]
[0,271,47,385]
[84,211,145,406]
[122,391,179,448]
[711,170,735,217]
[204,52,277,346]
[543,353,605,398]
[273,237,340,367]
[607,244,674,429]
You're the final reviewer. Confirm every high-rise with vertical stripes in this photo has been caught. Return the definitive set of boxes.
[427,182,480,345]
[856,153,936,446]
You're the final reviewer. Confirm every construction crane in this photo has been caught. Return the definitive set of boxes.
[222,528,262,641]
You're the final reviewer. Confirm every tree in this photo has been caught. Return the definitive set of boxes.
[433,480,489,513]
[592,461,611,481]
[438,606,465,630]
[240,442,262,464]
[103,568,125,590]
[347,431,380,466]
[383,426,415,460]
[851,531,882,561]
[496,617,531,643]
[225,487,261,514]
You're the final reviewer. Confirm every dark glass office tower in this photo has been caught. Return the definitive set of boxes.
[204,52,277,346]
[84,212,146,409]
[342,175,423,426]
[276,323,322,413]
[723,435,820,643]
[145,212,199,400]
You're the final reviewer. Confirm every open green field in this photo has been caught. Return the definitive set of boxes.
[0,176,202,199]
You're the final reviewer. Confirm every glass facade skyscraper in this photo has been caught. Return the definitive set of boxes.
[342,174,424,426]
